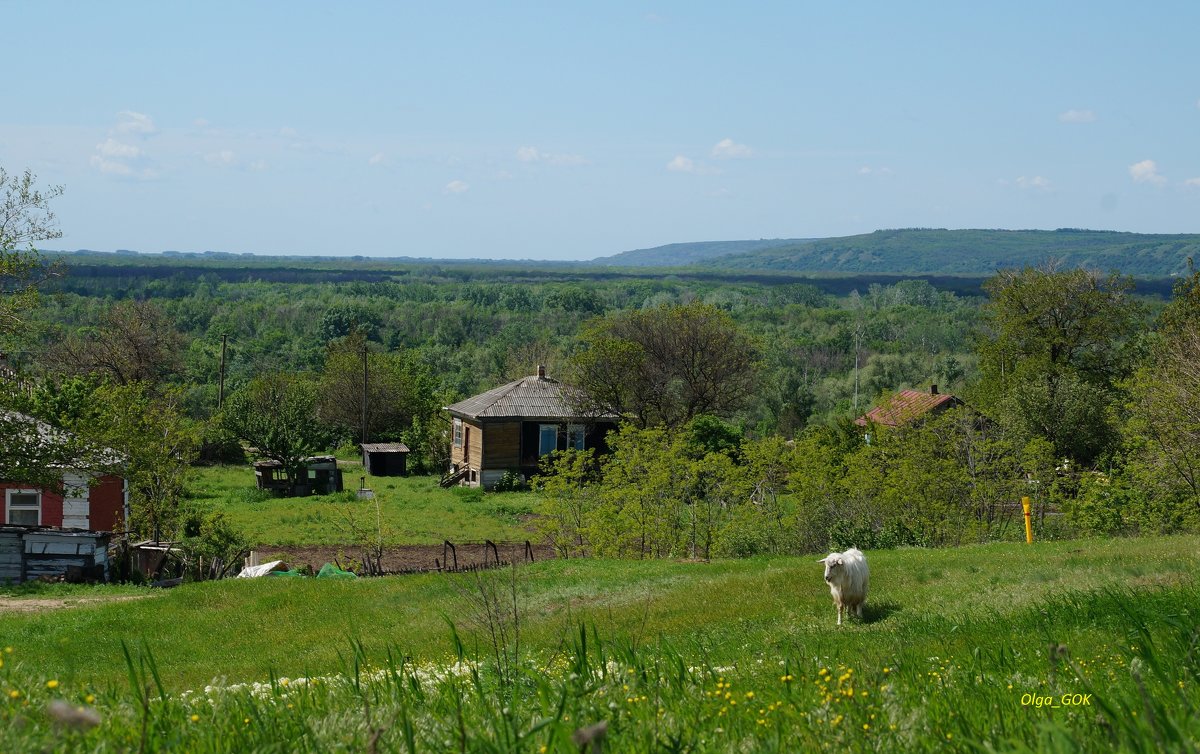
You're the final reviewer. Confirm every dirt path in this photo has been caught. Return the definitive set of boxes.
[0,594,151,613]
[253,542,558,573]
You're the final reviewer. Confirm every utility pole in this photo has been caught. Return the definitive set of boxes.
[361,345,369,447]
[218,334,228,409]
[853,322,861,413]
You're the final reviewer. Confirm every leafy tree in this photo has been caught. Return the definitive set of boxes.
[221,373,331,492]
[571,302,759,428]
[317,332,439,447]
[1,167,62,342]
[1123,265,1200,517]
[318,304,381,342]
[533,449,602,557]
[78,383,199,539]
[977,263,1142,464]
[46,300,185,386]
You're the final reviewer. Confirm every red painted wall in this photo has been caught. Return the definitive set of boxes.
[0,476,124,531]
[0,482,63,526]
[89,476,125,532]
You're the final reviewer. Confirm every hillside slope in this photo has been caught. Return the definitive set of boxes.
[596,238,814,266]
[708,228,1200,276]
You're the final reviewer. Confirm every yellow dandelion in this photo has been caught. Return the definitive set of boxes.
[46,680,59,690]
[3,647,12,654]
[8,690,20,699]
[819,668,829,676]
[883,667,890,674]
[946,733,953,740]
[745,691,755,700]
[244,717,250,724]
[863,723,870,730]
[85,694,95,704]
[190,714,200,723]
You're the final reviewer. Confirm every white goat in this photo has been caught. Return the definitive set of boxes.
[818,548,869,626]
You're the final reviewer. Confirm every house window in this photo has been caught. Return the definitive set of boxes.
[538,424,559,456]
[453,418,463,448]
[568,424,586,451]
[5,489,40,526]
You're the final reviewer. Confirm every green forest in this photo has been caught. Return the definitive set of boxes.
[2,169,1199,561]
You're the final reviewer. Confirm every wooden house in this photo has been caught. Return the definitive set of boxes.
[854,385,964,428]
[444,366,617,489]
[361,443,409,476]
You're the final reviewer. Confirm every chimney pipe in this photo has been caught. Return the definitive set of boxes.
[930,384,938,395]
[537,364,546,379]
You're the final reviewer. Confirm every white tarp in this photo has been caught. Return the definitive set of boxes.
[236,560,289,578]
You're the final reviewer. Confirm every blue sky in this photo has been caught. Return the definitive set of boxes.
[3,1,1198,260]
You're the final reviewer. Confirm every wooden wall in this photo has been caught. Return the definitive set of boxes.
[482,422,521,468]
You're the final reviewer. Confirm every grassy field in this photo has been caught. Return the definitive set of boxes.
[1,535,1198,751]
[189,464,541,546]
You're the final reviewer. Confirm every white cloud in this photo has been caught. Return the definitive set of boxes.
[369,152,387,166]
[1129,159,1166,185]
[90,138,157,178]
[1015,175,1051,190]
[194,118,210,129]
[444,180,470,194]
[516,146,589,166]
[115,110,156,135]
[248,159,268,172]
[280,126,299,138]
[204,150,238,167]
[858,166,893,176]
[711,138,752,159]
[666,155,719,175]
[1184,177,1200,188]
[1058,109,1096,124]
[95,138,141,159]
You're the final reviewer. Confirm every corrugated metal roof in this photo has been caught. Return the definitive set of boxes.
[854,389,960,427]
[446,374,604,420]
[361,443,410,453]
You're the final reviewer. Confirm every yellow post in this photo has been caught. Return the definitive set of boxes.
[1022,496,1033,544]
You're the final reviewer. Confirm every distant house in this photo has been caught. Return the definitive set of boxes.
[361,443,409,477]
[854,385,964,429]
[444,365,618,489]
[0,410,128,532]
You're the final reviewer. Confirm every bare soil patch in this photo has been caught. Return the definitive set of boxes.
[253,542,557,574]
[0,594,151,613]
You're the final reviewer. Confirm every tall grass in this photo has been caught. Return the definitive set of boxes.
[1,537,1197,751]
[1,584,1196,752]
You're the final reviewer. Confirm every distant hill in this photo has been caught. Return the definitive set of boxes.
[704,229,1200,277]
[595,238,814,267]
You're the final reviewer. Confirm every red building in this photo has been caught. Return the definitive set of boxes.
[1,474,127,532]
[1,409,128,532]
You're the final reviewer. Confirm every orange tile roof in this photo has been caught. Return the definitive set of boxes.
[854,390,960,427]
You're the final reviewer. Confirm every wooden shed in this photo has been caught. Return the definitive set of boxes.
[444,366,618,489]
[0,526,111,584]
[360,443,409,477]
[254,456,344,496]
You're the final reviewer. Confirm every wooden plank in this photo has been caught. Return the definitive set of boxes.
[482,421,521,468]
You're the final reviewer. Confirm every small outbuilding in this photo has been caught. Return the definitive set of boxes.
[360,443,410,477]
[254,456,344,496]
[444,365,618,489]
